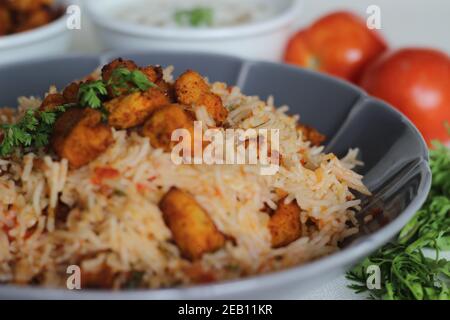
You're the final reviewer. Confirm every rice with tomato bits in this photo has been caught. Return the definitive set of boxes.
[0,68,370,289]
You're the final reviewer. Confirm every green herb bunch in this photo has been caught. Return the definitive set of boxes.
[347,140,450,300]
[0,68,155,157]
[0,106,68,157]
[174,7,213,27]
[107,68,156,97]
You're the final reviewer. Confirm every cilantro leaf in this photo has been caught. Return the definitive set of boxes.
[347,138,450,300]
[108,68,156,96]
[131,70,155,91]
[78,80,108,109]
[40,111,57,125]
[174,7,213,27]
[0,106,69,157]
[0,64,157,157]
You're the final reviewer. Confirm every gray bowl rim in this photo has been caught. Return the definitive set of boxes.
[0,50,431,299]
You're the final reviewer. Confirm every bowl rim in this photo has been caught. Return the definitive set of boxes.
[0,50,431,299]
[84,0,303,40]
[0,2,69,49]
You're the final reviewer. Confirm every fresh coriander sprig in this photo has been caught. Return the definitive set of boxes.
[0,110,36,156]
[78,80,108,109]
[347,139,450,300]
[107,68,156,97]
[0,105,69,157]
[174,7,213,27]
[76,69,155,119]
[0,67,155,157]
[347,243,450,300]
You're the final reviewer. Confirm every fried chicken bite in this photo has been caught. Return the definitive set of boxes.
[104,89,171,130]
[62,82,81,104]
[268,198,302,248]
[80,263,116,289]
[102,59,174,101]
[6,0,53,12]
[175,70,210,104]
[141,104,195,152]
[198,92,228,126]
[51,108,113,169]
[39,93,66,111]
[139,65,163,83]
[140,65,176,101]
[175,70,228,125]
[14,7,53,33]
[159,187,226,261]
[101,58,138,83]
[0,5,12,35]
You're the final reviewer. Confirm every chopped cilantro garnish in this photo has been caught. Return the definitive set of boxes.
[174,7,213,27]
[0,66,155,156]
[347,138,450,300]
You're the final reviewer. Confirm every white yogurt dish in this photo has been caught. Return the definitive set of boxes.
[115,0,281,29]
[85,0,303,61]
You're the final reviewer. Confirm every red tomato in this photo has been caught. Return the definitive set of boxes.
[284,11,387,83]
[360,49,450,145]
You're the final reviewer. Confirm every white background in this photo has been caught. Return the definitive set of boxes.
[72,0,449,300]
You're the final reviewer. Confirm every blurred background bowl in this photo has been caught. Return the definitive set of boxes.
[85,0,303,61]
[0,0,72,66]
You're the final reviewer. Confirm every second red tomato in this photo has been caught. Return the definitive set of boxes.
[284,11,387,83]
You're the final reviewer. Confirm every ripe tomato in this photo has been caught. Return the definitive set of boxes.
[360,49,450,145]
[284,11,387,83]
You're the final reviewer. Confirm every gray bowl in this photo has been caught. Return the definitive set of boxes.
[0,51,431,300]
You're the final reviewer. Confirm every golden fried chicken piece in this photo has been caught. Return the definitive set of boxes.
[51,108,113,169]
[0,5,12,35]
[80,264,116,289]
[175,70,228,125]
[198,92,228,126]
[102,59,174,102]
[101,58,138,83]
[104,89,170,130]
[268,198,302,248]
[139,65,163,83]
[6,0,53,12]
[159,187,226,261]
[39,93,66,111]
[175,70,210,104]
[62,82,81,104]
[14,8,53,33]
[141,104,195,152]
[297,124,326,146]
[139,65,176,101]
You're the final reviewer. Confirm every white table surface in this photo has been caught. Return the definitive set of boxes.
[69,0,449,300]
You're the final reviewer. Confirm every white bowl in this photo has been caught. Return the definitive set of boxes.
[0,1,73,66]
[85,0,302,62]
